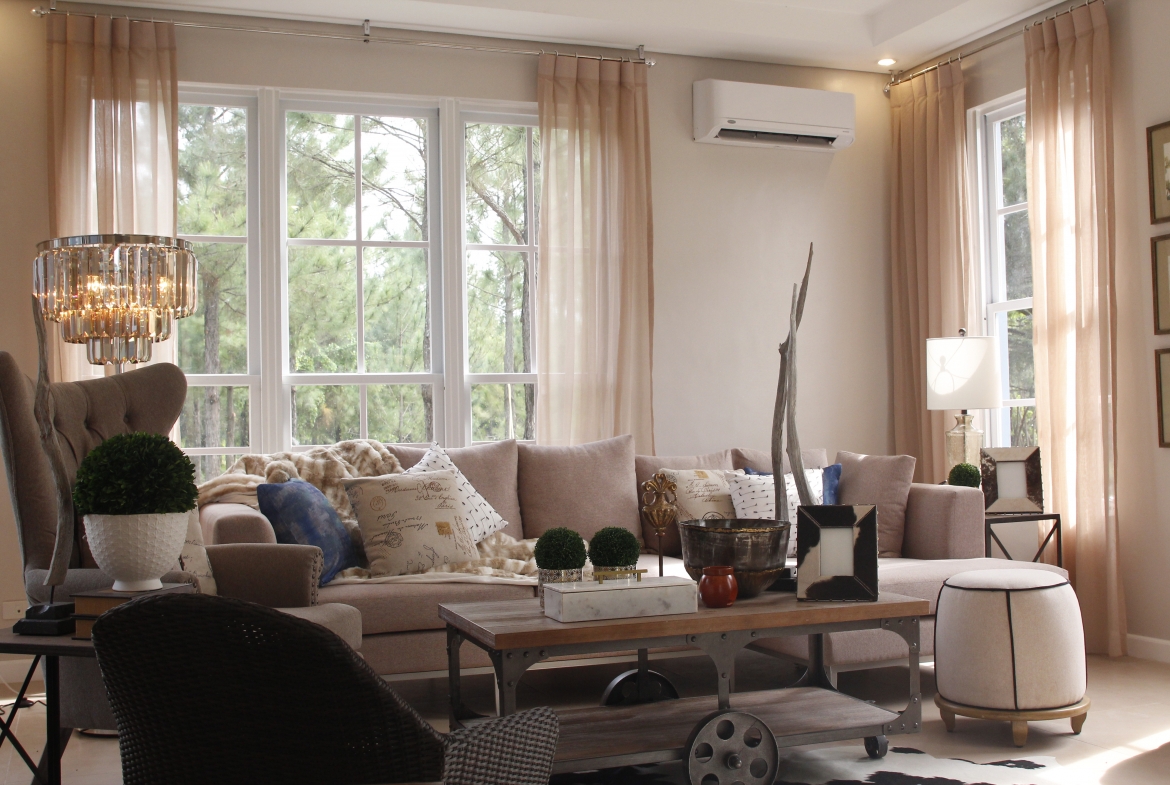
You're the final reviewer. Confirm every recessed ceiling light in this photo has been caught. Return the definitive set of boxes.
[878,58,897,67]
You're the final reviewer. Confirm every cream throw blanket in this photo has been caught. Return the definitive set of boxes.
[197,440,538,585]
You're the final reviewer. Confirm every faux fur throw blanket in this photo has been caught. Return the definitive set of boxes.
[196,440,538,585]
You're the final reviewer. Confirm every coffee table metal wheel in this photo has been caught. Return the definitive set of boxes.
[685,710,778,785]
[864,735,889,759]
[600,669,680,706]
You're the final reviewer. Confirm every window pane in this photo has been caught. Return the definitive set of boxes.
[465,124,529,244]
[192,455,237,485]
[532,127,541,239]
[999,114,1026,207]
[180,386,249,449]
[364,247,429,373]
[291,385,359,445]
[1003,209,1032,300]
[288,245,357,372]
[178,105,247,237]
[1010,405,1038,447]
[362,116,428,241]
[286,112,355,239]
[1007,309,1035,400]
[178,242,247,374]
[472,383,534,441]
[368,385,433,444]
[466,250,530,374]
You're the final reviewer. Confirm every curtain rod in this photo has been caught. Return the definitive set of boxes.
[883,0,1100,94]
[31,5,656,66]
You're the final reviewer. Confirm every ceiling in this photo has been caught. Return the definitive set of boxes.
[87,0,1070,72]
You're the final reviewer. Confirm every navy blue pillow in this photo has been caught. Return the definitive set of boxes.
[742,466,772,476]
[821,463,843,505]
[257,480,363,585]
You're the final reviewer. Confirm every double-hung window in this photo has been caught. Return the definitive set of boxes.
[973,94,1037,447]
[174,89,539,478]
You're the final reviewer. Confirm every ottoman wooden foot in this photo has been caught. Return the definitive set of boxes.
[940,706,956,732]
[1071,712,1088,735]
[1011,721,1028,747]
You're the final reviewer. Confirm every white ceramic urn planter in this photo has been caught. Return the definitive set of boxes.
[83,512,190,591]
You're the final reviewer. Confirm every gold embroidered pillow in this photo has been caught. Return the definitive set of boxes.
[660,468,739,522]
[344,470,478,577]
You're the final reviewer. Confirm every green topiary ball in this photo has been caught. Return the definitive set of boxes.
[947,462,982,488]
[73,432,198,517]
[534,527,587,571]
[588,526,641,569]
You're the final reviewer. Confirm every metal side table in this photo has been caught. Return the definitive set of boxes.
[985,512,1063,567]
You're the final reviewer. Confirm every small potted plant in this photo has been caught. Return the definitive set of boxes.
[73,432,198,592]
[588,527,641,578]
[534,527,586,607]
[947,462,982,488]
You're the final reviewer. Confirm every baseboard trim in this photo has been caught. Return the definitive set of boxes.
[1127,633,1170,663]
[0,656,39,688]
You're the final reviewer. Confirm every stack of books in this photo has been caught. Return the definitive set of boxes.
[72,583,194,639]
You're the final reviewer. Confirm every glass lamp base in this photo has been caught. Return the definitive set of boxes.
[945,413,983,478]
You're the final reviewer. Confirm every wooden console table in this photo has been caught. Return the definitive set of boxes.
[441,591,929,783]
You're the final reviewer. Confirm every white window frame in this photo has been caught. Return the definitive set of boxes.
[970,90,1035,448]
[175,86,538,465]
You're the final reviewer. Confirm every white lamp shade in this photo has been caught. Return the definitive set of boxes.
[926,335,1003,411]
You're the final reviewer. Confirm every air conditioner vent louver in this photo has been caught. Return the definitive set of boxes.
[694,80,855,151]
[715,128,836,148]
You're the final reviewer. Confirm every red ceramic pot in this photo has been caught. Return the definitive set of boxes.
[699,566,738,608]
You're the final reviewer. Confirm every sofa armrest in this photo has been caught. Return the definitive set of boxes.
[200,503,277,545]
[205,544,322,608]
[901,483,985,560]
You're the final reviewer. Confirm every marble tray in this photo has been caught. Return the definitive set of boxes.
[542,576,698,623]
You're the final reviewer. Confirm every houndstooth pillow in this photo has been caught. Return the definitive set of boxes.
[405,443,508,543]
[728,470,823,557]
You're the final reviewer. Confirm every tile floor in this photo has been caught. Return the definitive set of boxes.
[2,652,1168,784]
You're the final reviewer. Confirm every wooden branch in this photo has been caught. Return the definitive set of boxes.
[785,283,813,506]
[32,297,74,587]
[771,243,815,512]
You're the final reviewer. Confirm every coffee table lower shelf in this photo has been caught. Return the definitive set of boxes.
[553,687,902,773]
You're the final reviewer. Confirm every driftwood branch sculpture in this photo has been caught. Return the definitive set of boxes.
[32,296,75,587]
[771,244,815,521]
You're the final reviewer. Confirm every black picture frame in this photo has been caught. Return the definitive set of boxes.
[795,505,878,602]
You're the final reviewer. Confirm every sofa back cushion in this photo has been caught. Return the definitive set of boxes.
[518,435,640,542]
[634,451,733,555]
[835,451,917,557]
[382,440,522,540]
[731,447,830,474]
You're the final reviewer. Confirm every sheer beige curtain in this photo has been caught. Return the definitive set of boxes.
[536,54,655,452]
[1025,2,1125,656]
[889,62,978,483]
[46,14,179,381]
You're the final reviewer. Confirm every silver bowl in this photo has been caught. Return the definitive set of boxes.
[678,519,790,598]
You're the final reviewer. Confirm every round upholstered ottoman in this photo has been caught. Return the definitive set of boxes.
[933,568,1088,746]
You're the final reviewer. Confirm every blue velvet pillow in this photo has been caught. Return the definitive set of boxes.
[257,480,363,585]
[821,463,843,505]
[742,466,772,476]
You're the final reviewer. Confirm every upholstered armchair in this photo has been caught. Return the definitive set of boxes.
[0,353,332,732]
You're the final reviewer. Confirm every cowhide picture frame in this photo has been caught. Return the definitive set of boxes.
[796,505,878,602]
[980,446,1044,513]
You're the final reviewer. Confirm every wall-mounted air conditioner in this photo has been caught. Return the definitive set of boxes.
[693,79,855,151]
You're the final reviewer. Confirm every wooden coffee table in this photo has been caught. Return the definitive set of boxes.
[440,591,929,782]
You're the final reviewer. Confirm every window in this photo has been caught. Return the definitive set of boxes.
[974,95,1036,447]
[175,90,538,477]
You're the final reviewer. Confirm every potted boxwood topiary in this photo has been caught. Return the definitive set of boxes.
[73,432,199,591]
[534,527,586,608]
[588,527,641,575]
[947,462,982,489]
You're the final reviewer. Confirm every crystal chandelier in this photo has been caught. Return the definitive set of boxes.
[34,234,198,366]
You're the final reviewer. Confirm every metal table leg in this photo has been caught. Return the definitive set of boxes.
[0,655,42,782]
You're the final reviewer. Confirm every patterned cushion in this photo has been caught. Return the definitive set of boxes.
[727,471,823,557]
[257,480,364,585]
[344,470,479,577]
[404,443,507,543]
[661,468,738,522]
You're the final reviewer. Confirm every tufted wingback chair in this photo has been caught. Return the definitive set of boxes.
[0,351,330,733]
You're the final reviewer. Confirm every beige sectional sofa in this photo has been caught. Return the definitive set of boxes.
[200,436,1066,682]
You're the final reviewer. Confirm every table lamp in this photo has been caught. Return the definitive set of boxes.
[926,330,1003,476]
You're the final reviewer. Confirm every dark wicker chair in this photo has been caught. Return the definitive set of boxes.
[92,593,559,785]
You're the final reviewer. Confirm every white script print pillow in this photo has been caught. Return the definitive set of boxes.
[405,443,507,543]
[728,470,823,557]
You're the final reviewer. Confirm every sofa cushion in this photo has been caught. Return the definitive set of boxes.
[316,581,536,635]
[279,603,363,651]
[383,440,522,540]
[257,480,364,585]
[877,557,1067,614]
[731,447,829,475]
[635,451,733,555]
[836,451,916,557]
[518,435,640,542]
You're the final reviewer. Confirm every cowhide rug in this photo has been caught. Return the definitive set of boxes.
[550,746,1061,785]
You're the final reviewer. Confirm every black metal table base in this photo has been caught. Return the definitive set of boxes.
[0,654,70,785]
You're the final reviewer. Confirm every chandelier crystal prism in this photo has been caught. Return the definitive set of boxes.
[34,234,198,366]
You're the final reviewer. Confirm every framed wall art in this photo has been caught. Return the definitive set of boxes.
[1158,349,1170,448]
[1148,120,1170,224]
[795,505,878,602]
[980,446,1044,513]
[1154,235,1170,335]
